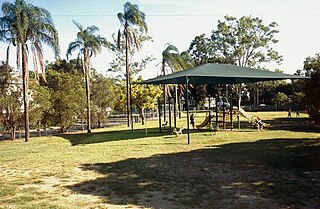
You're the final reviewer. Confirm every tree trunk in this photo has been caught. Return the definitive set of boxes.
[140,108,145,125]
[11,126,16,140]
[81,116,85,132]
[125,23,131,128]
[98,113,101,128]
[60,126,64,134]
[84,52,91,133]
[21,44,29,142]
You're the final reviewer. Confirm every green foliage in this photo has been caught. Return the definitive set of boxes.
[117,2,148,50]
[0,0,60,78]
[189,16,283,68]
[212,16,283,67]
[0,0,60,141]
[0,62,22,139]
[66,21,107,132]
[273,92,288,105]
[162,44,194,73]
[44,65,86,132]
[29,81,52,128]
[131,77,162,111]
[0,82,23,137]
[91,74,118,127]
[188,34,213,66]
[303,53,320,116]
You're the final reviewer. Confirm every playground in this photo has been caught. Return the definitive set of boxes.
[0,111,319,209]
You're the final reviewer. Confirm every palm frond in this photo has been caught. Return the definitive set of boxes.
[72,20,84,32]
[31,44,39,80]
[66,41,82,60]
[117,29,121,50]
[117,12,125,25]
[34,42,46,82]
[132,30,141,51]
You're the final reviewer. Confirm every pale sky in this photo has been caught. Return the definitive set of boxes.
[1,0,320,79]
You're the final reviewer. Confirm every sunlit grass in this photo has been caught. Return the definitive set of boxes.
[0,111,319,209]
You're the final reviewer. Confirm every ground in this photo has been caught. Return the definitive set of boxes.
[0,112,319,209]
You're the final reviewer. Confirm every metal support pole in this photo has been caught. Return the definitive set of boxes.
[174,86,177,128]
[158,97,161,133]
[223,94,226,129]
[168,97,172,132]
[215,94,218,129]
[208,96,211,117]
[186,76,190,144]
[238,84,241,130]
[230,94,233,131]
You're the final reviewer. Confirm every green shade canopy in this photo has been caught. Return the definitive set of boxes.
[139,63,305,84]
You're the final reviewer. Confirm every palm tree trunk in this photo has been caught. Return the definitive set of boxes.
[125,23,131,127]
[85,71,91,133]
[21,44,29,142]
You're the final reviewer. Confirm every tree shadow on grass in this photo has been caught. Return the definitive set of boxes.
[68,138,320,209]
[61,127,171,146]
[235,117,319,133]
[268,117,320,133]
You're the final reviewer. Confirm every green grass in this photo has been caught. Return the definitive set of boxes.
[0,111,319,209]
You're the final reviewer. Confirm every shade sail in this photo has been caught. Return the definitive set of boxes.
[139,63,305,84]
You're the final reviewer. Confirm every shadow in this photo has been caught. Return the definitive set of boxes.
[62,127,170,146]
[68,138,320,209]
[230,117,319,133]
[268,117,320,133]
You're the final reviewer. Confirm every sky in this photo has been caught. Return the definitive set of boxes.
[0,0,320,79]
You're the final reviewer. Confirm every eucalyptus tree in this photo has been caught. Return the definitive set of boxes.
[66,21,107,133]
[211,15,283,68]
[117,2,148,127]
[211,16,283,105]
[0,0,60,142]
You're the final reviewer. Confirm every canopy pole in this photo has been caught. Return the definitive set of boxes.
[163,84,167,126]
[186,76,190,144]
[215,94,219,129]
[158,97,161,133]
[168,97,172,132]
[174,85,177,128]
[238,83,241,130]
[230,93,233,131]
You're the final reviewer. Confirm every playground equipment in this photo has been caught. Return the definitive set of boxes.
[196,115,212,129]
[172,127,184,136]
[236,107,270,130]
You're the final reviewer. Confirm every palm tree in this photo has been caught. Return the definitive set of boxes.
[66,21,107,133]
[0,0,60,142]
[117,2,148,127]
[162,44,194,121]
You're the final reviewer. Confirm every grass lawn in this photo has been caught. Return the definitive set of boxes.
[0,111,319,209]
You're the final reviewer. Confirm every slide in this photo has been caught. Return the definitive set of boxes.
[238,107,253,121]
[237,107,270,129]
[196,116,212,129]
